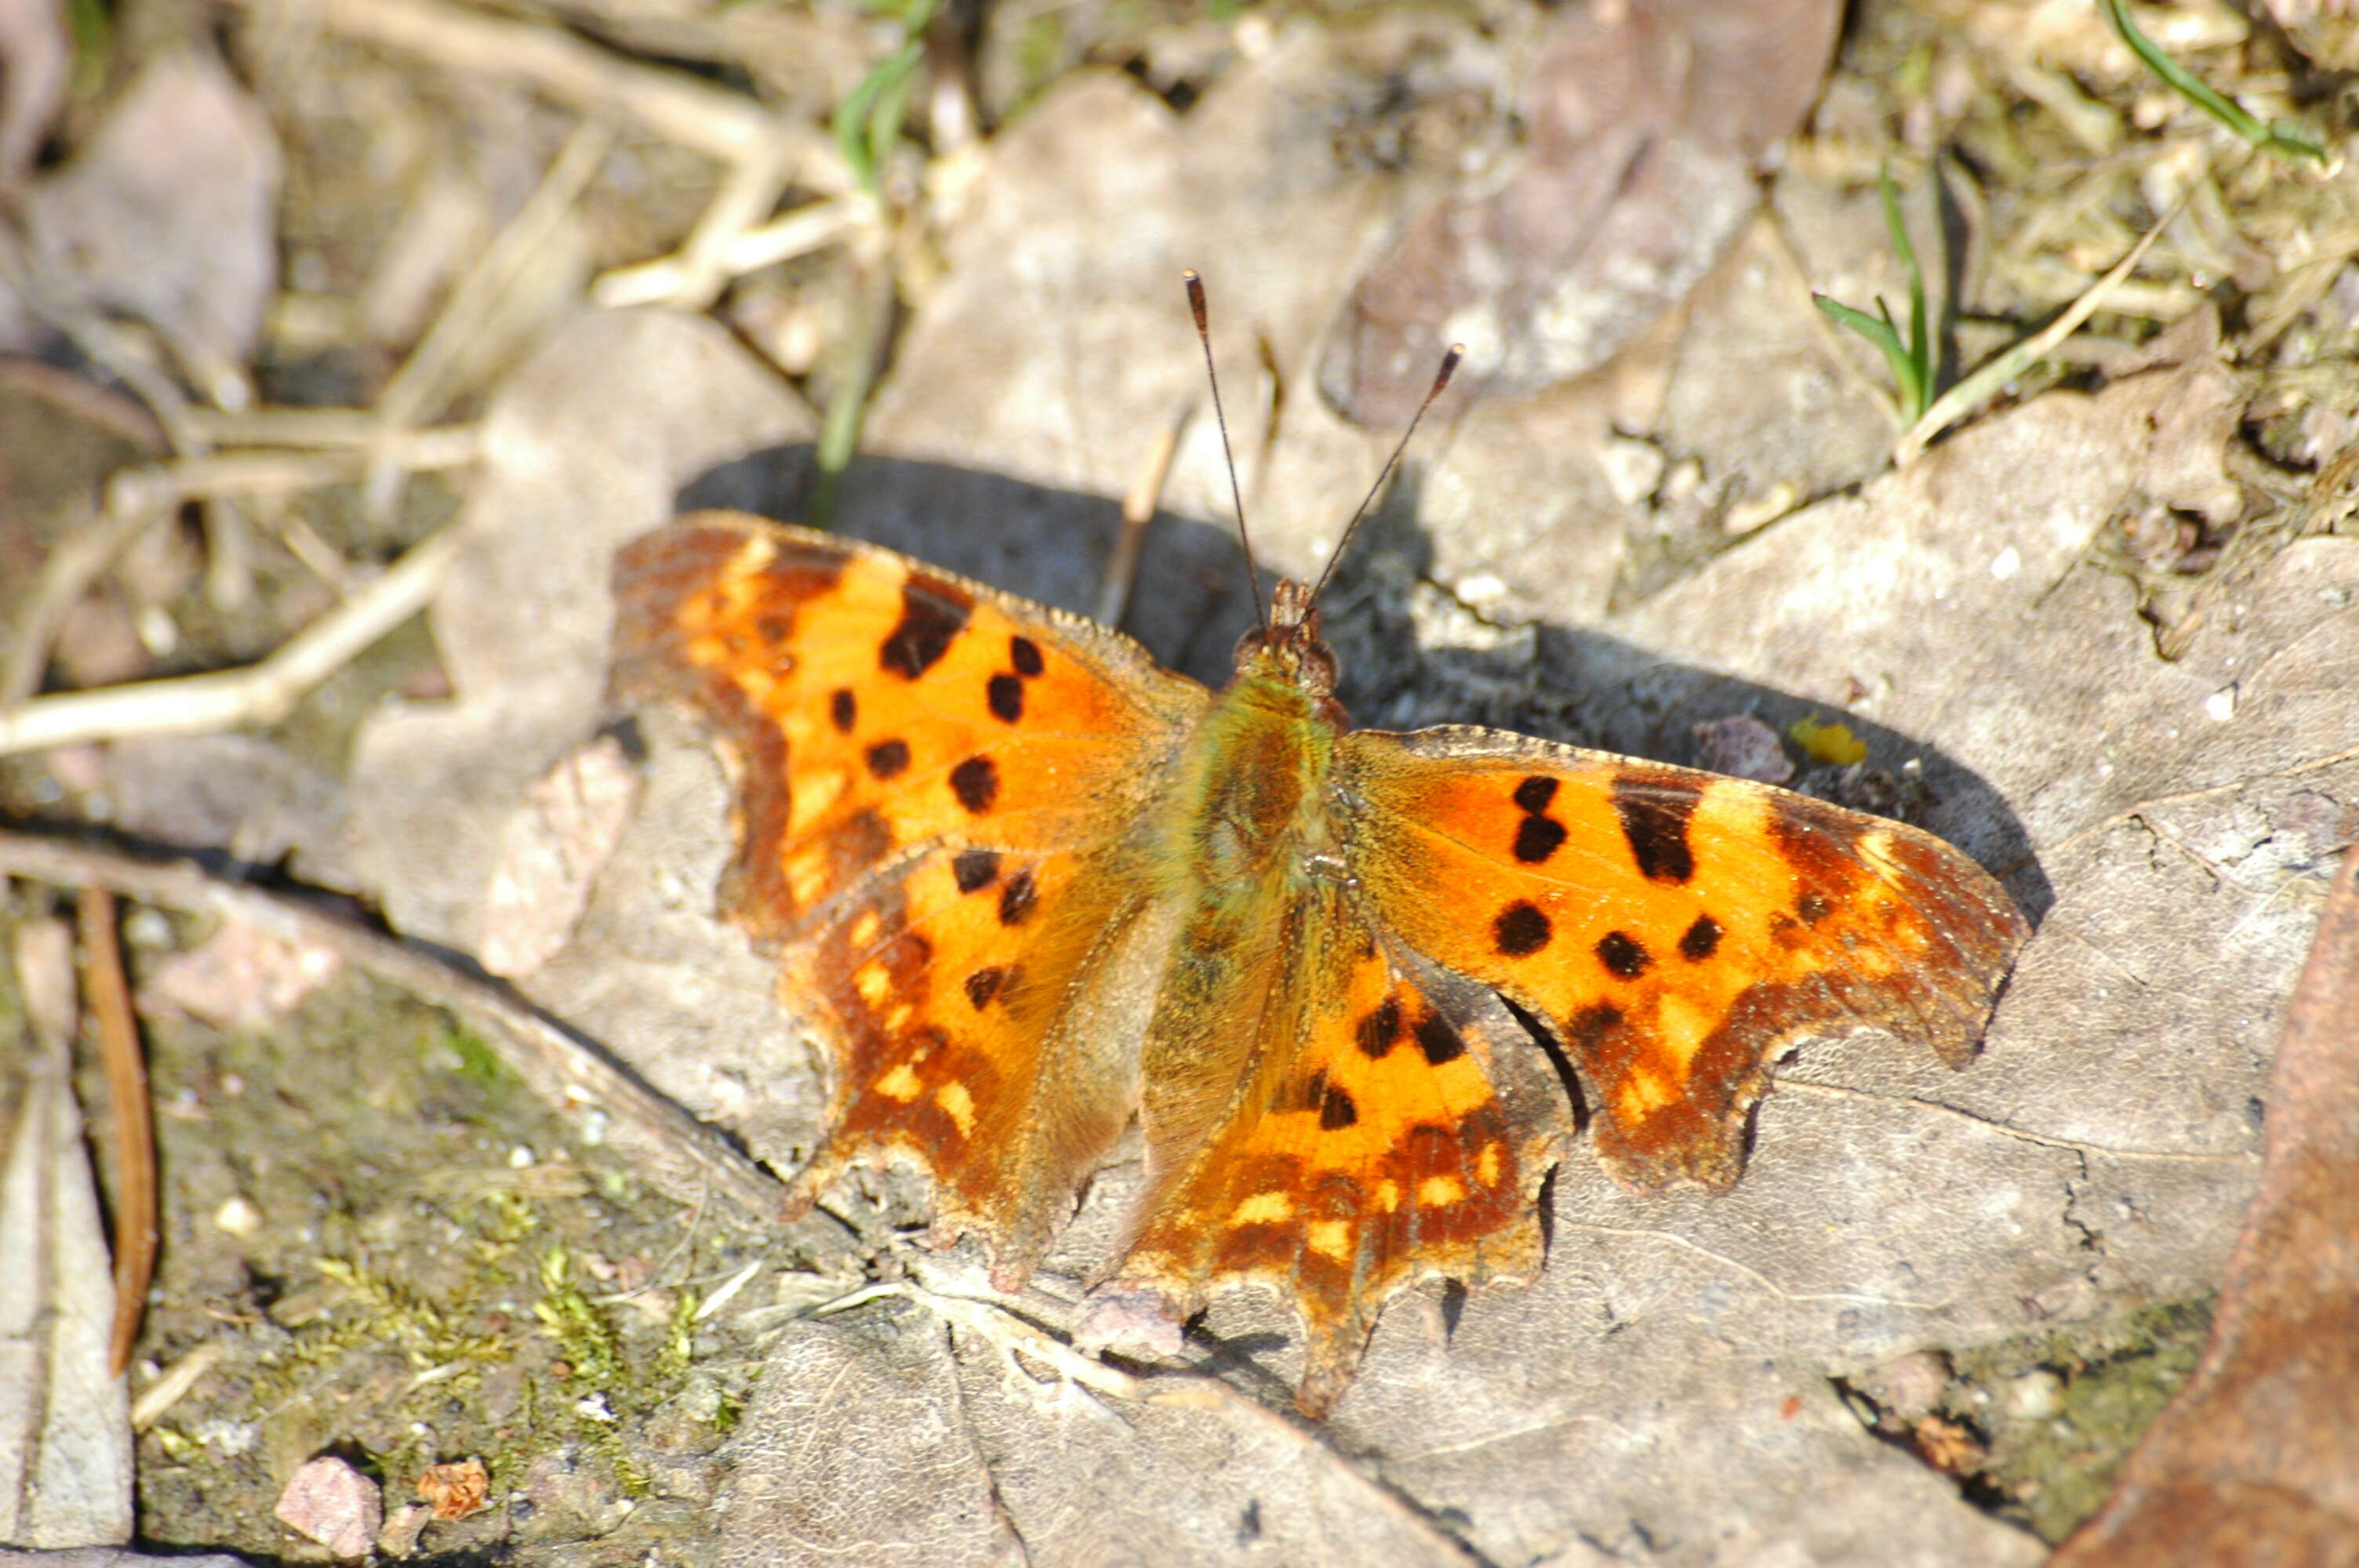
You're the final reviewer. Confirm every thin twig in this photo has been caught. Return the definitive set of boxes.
[181,407,442,448]
[1096,404,1190,629]
[591,194,875,310]
[104,428,483,517]
[0,831,789,1220]
[0,222,255,612]
[0,524,460,756]
[2,499,163,710]
[76,887,156,1378]
[588,130,804,314]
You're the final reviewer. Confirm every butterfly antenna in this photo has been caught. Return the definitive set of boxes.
[1308,343,1463,604]
[1183,270,1265,629]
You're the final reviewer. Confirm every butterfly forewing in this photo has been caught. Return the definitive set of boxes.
[611,514,1210,1259]
[611,514,1208,945]
[1339,726,2030,1191]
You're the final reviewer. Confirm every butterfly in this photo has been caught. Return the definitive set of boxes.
[607,307,2028,1418]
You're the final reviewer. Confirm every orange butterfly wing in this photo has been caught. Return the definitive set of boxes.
[1339,727,2030,1191]
[611,514,1209,1275]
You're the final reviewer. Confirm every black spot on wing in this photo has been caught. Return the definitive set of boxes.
[952,848,1000,893]
[1355,997,1401,1059]
[863,739,910,779]
[965,967,1007,1009]
[998,869,1037,926]
[1318,1083,1359,1131]
[829,688,856,734]
[1514,815,1568,864]
[1009,636,1044,677]
[950,755,999,813]
[1594,931,1651,978]
[1680,913,1723,961]
[1612,775,1699,884]
[1495,901,1552,957]
[1513,775,1558,812]
[987,673,1024,724]
[1412,1013,1466,1065]
[879,578,971,679]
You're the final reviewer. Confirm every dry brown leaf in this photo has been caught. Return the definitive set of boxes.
[1318,0,1842,425]
[0,921,133,1548]
[414,1457,490,1522]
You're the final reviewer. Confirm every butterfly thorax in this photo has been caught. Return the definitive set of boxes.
[1168,603,1350,894]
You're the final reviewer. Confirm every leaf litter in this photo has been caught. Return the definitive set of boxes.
[0,0,2356,1563]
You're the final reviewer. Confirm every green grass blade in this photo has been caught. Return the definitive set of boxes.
[835,38,924,194]
[2103,0,2328,165]
[1879,169,1933,416]
[1816,292,1923,419]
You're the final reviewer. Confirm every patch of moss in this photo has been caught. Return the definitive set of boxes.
[1947,1297,2215,1542]
[533,1244,625,1388]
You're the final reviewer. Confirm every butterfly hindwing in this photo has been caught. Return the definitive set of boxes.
[1339,727,2030,1191]
[1098,877,1571,1415]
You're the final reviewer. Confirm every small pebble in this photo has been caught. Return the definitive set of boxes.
[1858,1348,1951,1425]
[274,1454,382,1560]
[2005,1368,2065,1422]
[213,1196,263,1237]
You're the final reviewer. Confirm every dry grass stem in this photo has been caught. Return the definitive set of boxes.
[363,119,613,517]
[2,501,169,710]
[591,130,803,313]
[0,524,460,756]
[1096,405,1190,629]
[104,428,482,517]
[76,887,157,1378]
[129,1340,231,1432]
[0,226,258,612]
[592,193,877,310]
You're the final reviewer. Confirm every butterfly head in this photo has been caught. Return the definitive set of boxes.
[1232,578,1339,697]
[1180,270,1461,695]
